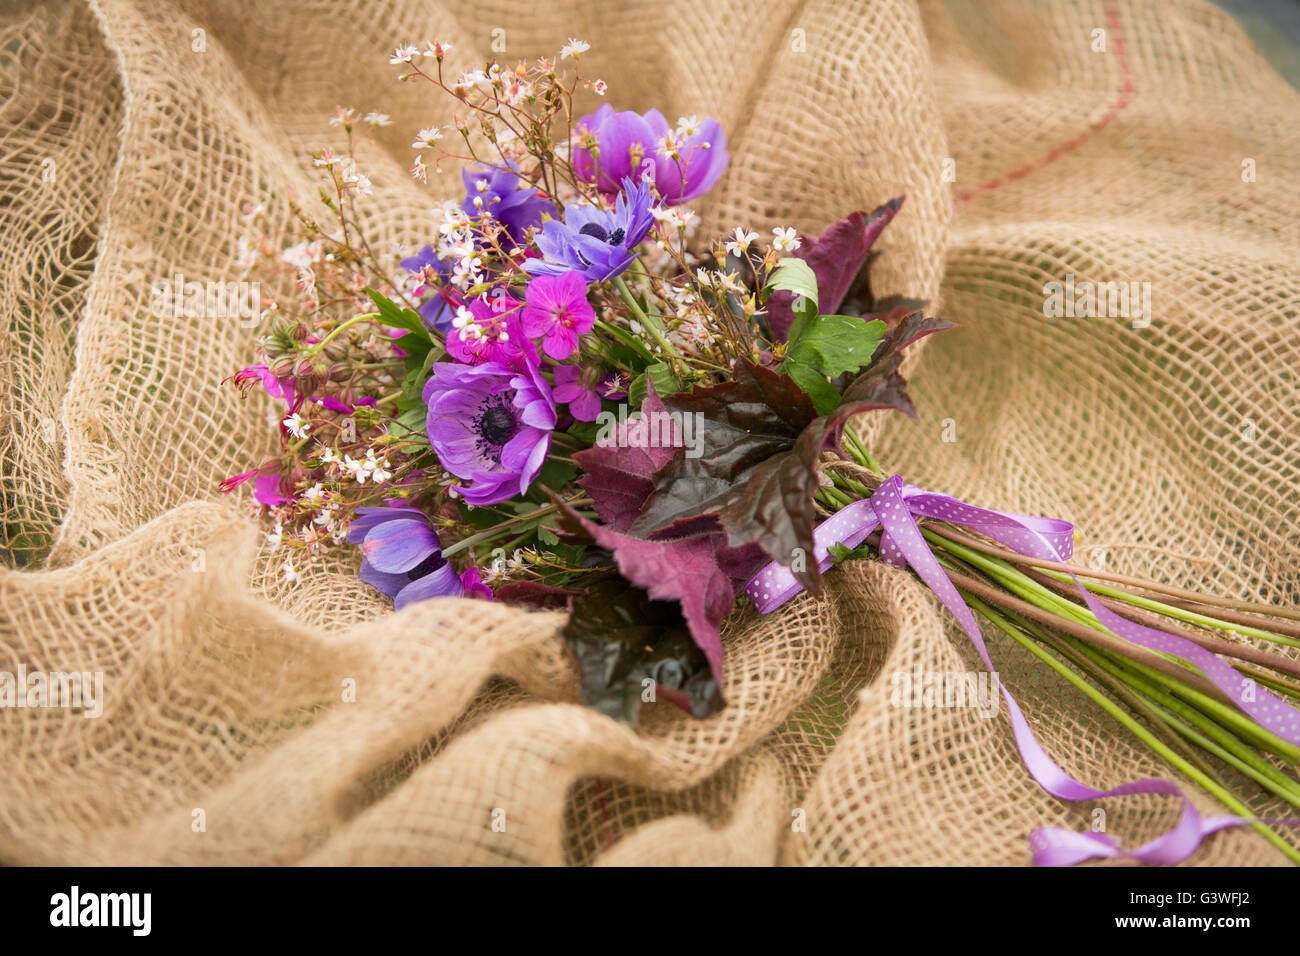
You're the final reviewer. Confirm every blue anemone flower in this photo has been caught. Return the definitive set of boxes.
[461,163,553,248]
[347,506,467,610]
[523,177,657,283]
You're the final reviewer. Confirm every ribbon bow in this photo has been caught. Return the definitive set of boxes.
[745,475,1300,865]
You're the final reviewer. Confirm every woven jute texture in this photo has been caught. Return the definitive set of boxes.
[1,0,1296,865]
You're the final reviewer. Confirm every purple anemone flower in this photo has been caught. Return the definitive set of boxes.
[400,244,457,335]
[347,505,491,609]
[461,163,553,248]
[423,358,557,505]
[523,177,657,283]
[572,105,729,206]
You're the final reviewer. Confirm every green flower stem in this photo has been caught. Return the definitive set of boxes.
[924,529,1099,628]
[935,534,1298,760]
[440,497,589,560]
[612,275,679,362]
[1101,651,1300,765]
[1013,613,1223,783]
[1069,639,1300,805]
[1018,604,1300,791]
[829,470,875,500]
[841,429,884,474]
[308,312,378,354]
[968,596,1300,865]
[819,485,855,510]
[1025,614,1300,850]
[1035,569,1300,649]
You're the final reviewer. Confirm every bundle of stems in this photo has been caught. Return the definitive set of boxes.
[821,431,1300,863]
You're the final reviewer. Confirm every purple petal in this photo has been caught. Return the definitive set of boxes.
[253,472,291,506]
[568,389,602,422]
[362,518,440,573]
[394,563,463,609]
[358,559,410,599]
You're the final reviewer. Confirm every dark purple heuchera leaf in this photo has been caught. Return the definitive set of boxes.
[494,580,584,611]
[553,493,765,684]
[561,570,725,726]
[573,386,679,532]
[767,197,904,342]
[625,359,830,594]
[628,360,828,591]
[629,360,816,535]
[632,309,954,597]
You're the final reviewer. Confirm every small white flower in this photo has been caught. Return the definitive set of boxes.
[281,560,301,585]
[235,236,258,271]
[282,413,310,440]
[303,482,325,501]
[772,226,800,252]
[410,154,427,183]
[675,115,701,138]
[265,524,283,548]
[343,166,372,197]
[423,41,452,58]
[365,451,392,484]
[718,270,746,294]
[390,44,419,64]
[281,240,322,270]
[412,126,444,148]
[560,38,590,59]
[320,447,342,467]
[363,111,392,127]
[328,107,357,127]
[725,227,759,257]
[454,70,490,94]
[593,79,607,96]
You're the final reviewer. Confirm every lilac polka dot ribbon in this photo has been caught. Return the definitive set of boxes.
[745,474,1300,865]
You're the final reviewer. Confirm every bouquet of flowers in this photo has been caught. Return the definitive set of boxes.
[225,40,1300,865]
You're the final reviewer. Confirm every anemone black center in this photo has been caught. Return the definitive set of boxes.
[478,403,517,447]
[578,222,625,247]
[406,554,443,582]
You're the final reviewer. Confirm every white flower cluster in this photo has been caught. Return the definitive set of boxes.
[320,446,392,484]
[390,41,455,64]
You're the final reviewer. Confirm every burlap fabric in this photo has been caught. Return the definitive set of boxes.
[2,0,1296,865]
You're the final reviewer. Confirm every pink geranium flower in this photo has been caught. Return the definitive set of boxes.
[552,365,603,421]
[520,271,595,360]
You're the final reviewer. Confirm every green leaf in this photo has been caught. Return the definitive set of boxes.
[766,257,819,313]
[783,314,885,380]
[595,319,655,367]
[782,359,842,415]
[627,361,682,408]
[828,540,873,563]
[390,402,427,438]
[365,287,435,345]
[525,458,578,503]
